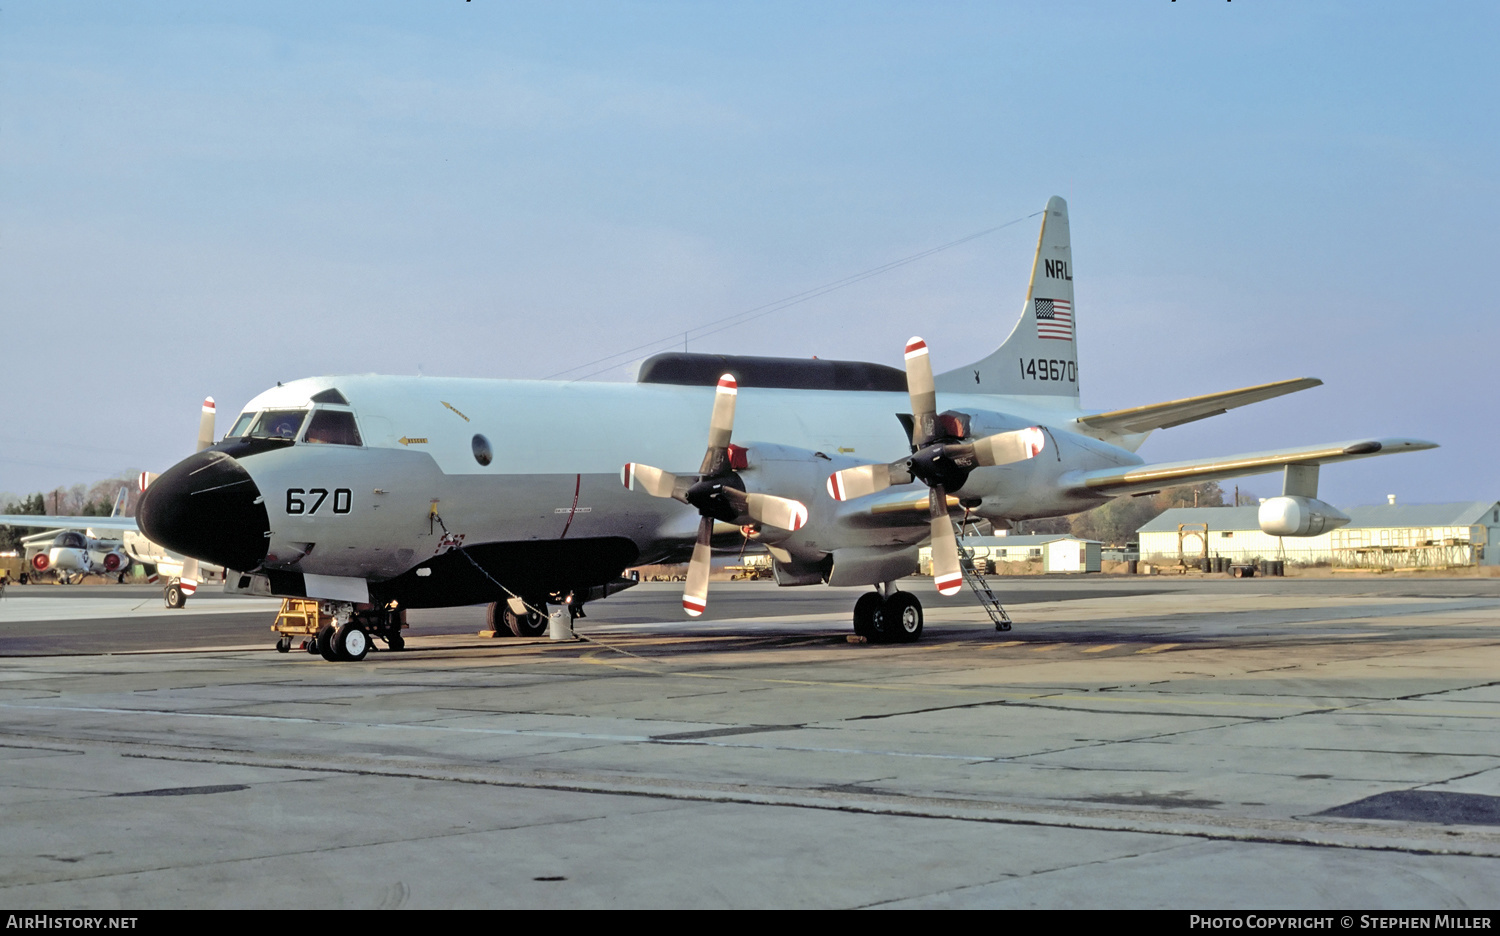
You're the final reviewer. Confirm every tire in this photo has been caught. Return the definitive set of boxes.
[275,637,291,654]
[164,583,186,609]
[503,601,548,638]
[316,624,339,661]
[485,602,509,636]
[333,624,370,662]
[387,633,405,652]
[867,596,895,644]
[17,574,26,585]
[853,592,882,638]
[885,592,924,643]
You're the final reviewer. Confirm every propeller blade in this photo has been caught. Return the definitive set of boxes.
[699,374,738,475]
[622,463,682,499]
[180,557,201,597]
[827,463,899,501]
[743,493,808,531]
[197,398,216,453]
[969,426,1047,467]
[928,487,964,596]
[904,337,938,448]
[682,516,713,617]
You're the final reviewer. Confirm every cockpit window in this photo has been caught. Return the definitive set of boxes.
[310,388,349,405]
[227,412,255,439]
[248,409,307,440]
[52,532,86,549]
[303,409,363,446]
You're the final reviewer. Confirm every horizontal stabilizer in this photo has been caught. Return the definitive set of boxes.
[1078,378,1322,435]
[0,514,139,532]
[1078,438,1437,497]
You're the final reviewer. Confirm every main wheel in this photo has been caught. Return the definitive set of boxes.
[386,633,405,652]
[316,624,339,661]
[164,583,186,609]
[333,624,370,662]
[503,601,549,637]
[853,592,882,639]
[885,592,924,643]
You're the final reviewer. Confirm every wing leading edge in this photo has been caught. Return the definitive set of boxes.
[0,515,140,532]
[1077,438,1437,498]
[1077,377,1323,435]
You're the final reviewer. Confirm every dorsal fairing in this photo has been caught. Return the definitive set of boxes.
[935,196,1079,403]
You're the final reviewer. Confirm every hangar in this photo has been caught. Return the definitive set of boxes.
[1136,501,1500,570]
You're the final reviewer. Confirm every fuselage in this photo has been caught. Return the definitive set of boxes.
[137,373,1142,607]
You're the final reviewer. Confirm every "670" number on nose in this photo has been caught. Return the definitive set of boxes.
[286,488,352,515]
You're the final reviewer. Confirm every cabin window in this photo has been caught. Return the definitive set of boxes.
[310,388,350,405]
[227,412,255,439]
[303,410,363,446]
[248,409,307,441]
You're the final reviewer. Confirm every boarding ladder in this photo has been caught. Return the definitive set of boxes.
[956,524,1012,632]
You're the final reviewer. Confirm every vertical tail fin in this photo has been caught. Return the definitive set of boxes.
[935,196,1079,402]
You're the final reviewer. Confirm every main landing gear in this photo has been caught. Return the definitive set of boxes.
[486,598,550,638]
[852,584,923,644]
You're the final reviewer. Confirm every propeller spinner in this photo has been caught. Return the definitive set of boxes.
[623,375,809,617]
[826,337,1045,596]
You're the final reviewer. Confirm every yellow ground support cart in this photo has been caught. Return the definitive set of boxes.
[271,598,408,661]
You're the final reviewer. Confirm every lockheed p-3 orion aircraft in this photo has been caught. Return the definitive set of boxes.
[126,197,1434,660]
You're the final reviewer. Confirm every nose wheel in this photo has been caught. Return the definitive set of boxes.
[852,589,923,644]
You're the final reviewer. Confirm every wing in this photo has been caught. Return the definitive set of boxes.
[1077,438,1437,497]
[0,514,140,532]
[1077,378,1322,434]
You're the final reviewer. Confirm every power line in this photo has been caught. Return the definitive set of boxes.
[545,211,1043,382]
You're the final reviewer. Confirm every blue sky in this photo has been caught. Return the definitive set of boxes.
[3,1,1495,506]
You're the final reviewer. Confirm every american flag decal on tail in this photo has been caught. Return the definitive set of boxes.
[1035,298,1073,341]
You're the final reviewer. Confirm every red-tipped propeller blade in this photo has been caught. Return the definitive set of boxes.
[905,337,938,448]
[927,488,964,596]
[682,516,713,617]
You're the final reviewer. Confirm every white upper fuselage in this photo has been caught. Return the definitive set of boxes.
[225,373,1138,583]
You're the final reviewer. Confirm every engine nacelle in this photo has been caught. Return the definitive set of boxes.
[1258,496,1350,537]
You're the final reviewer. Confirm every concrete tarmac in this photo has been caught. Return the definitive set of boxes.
[1,576,1498,909]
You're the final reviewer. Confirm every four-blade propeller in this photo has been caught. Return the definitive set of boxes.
[826,337,1045,595]
[622,375,809,617]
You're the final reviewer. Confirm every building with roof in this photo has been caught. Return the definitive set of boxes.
[1136,502,1499,569]
[921,534,1103,574]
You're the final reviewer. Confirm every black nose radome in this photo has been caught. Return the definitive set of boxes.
[137,450,270,572]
